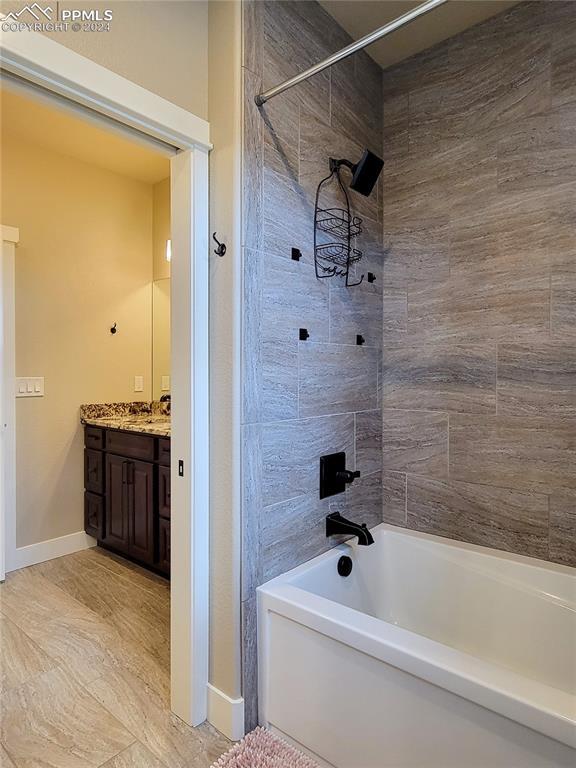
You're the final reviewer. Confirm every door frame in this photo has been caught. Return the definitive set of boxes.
[0,25,211,726]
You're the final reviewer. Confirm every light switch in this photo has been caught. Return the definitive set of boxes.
[134,375,144,392]
[161,375,170,391]
[16,377,44,398]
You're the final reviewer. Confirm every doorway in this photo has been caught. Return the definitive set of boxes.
[0,30,211,731]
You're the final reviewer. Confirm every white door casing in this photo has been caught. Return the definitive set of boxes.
[0,226,19,583]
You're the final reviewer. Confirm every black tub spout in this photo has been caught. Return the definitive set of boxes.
[326,512,374,546]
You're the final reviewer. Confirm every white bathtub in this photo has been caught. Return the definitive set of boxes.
[257,524,576,768]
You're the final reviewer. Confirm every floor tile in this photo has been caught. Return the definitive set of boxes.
[101,741,167,768]
[0,615,56,694]
[1,667,135,768]
[87,669,209,768]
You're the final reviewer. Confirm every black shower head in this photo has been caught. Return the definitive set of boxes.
[350,150,384,196]
[330,149,383,197]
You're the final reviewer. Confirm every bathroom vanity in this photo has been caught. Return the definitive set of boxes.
[81,403,171,577]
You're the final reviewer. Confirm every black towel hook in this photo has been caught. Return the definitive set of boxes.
[212,232,226,257]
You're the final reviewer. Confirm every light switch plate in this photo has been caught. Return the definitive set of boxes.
[161,375,170,391]
[16,377,45,398]
[134,375,144,392]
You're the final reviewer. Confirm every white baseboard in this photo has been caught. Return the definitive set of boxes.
[207,683,244,741]
[8,530,96,572]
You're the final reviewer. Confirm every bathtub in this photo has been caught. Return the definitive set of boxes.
[257,524,576,768]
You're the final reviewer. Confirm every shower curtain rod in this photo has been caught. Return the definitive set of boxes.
[254,0,448,107]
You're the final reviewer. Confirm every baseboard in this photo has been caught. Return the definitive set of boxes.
[8,530,96,572]
[207,683,245,741]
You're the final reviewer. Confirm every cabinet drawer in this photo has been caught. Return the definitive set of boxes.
[158,465,171,519]
[84,492,104,539]
[85,426,104,450]
[158,438,171,467]
[84,449,104,494]
[106,430,155,461]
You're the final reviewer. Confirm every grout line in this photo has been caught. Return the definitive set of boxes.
[404,473,408,524]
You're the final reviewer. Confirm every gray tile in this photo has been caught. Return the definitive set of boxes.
[242,248,263,425]
[382,89,409,129]
[382,289,407,341]
[382,219,450,291]
[299,343,378,418]
[262,256,329,339]
[299,110,378,224]
[382,409,448,479]
[383,139,496,229]
[450,414,576,494]
[497,103,576,192]
[408,33,550,149]
[242,0,263,77]
[261,413,354,506]
[344,471,383,530]
[242,68,263,252]
[551,6,576,108]
[262,338,298,421]
[330,285,383,348]
[406,476,550,559]
[551,272,576,339]
[241,597,258,732]
[355,410,382,476]
[260,88,299,180]
[408,273,550,343]
[262,166,315,259]
[242,423,262,600]
[498,342,576,418]
[549,490,576,567]
[262,0,330,123]
[331,49,382,155]
[382,471,407,526]
[449,188,551,281]
[382,343,497,414]
[261,493,331,582]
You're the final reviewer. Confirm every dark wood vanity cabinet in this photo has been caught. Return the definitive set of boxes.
[84,426,170,577]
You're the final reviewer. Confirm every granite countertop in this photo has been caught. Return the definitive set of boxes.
[80,401,171,437]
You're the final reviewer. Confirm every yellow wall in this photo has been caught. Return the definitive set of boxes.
[1,133,155,547]
[208,0,243,701]
[0,0,209,118]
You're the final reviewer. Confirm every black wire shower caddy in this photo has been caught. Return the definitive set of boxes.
[314,159,364,287]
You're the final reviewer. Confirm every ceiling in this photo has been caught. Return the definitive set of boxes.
[318,0,522,70]
[0,84,170,185]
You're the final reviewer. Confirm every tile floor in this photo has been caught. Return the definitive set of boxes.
[0,547,230,767]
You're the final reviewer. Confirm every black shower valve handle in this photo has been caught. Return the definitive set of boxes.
[336,469,361,484]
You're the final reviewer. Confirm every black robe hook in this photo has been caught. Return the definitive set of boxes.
[212,233,226,257]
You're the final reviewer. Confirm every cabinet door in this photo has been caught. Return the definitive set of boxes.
[84,449,104,494]
[84,492,104,539]
[158,465,171,519]
[157,517,171,576]
[127,460,155,565]
[104,454,129,553]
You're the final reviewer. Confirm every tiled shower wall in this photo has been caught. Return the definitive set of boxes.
[380,1,576,569]
[241,0,383,728]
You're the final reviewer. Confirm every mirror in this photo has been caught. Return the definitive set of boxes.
[152,178,171,401]
[152,278,170,400]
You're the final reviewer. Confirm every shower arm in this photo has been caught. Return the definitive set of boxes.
[254,0,448,107]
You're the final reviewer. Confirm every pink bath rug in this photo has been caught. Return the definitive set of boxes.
[211,727,321,768]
